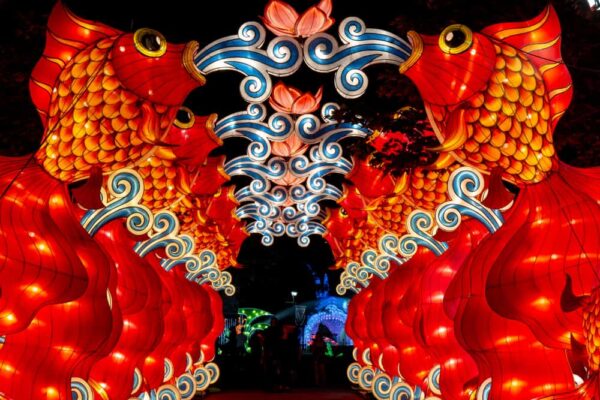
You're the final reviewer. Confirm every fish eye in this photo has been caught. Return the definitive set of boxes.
[174,106,195,129]
[339,208,348,218]
[134,28,167,57]
[438,24,473,54]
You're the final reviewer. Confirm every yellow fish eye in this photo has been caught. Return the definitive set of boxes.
[438,24,473,55]
[174,106,195,129]
[134,28,167,57]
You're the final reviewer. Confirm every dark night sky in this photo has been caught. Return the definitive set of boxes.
[0,0,598,312]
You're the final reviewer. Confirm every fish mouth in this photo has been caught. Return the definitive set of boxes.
[399,31,423,74]
[183,41,206,85]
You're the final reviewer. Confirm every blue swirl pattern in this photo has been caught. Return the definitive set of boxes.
[215,104,294,161]
[195,22,302,103]
[228,103,365,248]
[304,17,412,98]
[70,378,92,400]
[435,167,505,233]
[133,211,191,259]
[81,169,152,237]
[398,211,448,258]
[477,378,492,400]
[372,372,393,400]
[205,362,220,384]
[193,367,211,392]
[155,384,179,400]
[347,362,361,385]
[427,365,441,395]
[132,367,143,394]
[176,373,196,400]
[389,382,415,400]
[358,366,375,391]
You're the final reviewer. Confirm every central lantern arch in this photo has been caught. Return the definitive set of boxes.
[1,1,600,399]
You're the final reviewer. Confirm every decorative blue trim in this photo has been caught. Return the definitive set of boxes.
[373,372,392,399]
[215,104,294,161]
[398,211,448,258]
[195,22,302,103]
[133,211,191,259]
[193,367,211,392]
[70,378,92,400]
[390,382,415,400]
[304,17,412,98]
[436,167,505,233]
[176,373,196,400]
[347,362,361,385]
[81,169,152,237]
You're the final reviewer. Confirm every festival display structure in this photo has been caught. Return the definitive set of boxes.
[1,0,600,399]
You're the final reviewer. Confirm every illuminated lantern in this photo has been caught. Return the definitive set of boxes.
[0,159,88,335]
[188,156,230,197]
[344,287,362,362]
[200,286,225,363]
[268,82,323,114]
[378,264,415,377]
[323,184,371,263]
[397,4,600,397]
[347,280,376,366]
[413,220,485,399]
[0,160,114,399]
[364,275,390,372]
[141,256,187,390]
[346,156,399,199]
[444,206,575,399]
[485,163,600,349]
[167,269,210,377]
[384,249,436,386]
[31,1,205,199]
[261,0,334,38]
[204,187,240,235]
[88,219,164,399]
[165,109,221,168]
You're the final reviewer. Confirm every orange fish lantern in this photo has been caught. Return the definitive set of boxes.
[400,6,571,185]
[165,108,221,169]
[398,5,600,398]
[31,1,205,186]
[346,156,399,199]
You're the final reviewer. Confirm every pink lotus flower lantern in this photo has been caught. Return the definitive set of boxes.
[269,82,323,115]
[261,0,334,38]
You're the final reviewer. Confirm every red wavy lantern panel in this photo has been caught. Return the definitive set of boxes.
[486,164,600,349]
[201,285,225,363]
[0,160,114,399]
[87,219,163,399]
[445,205,575,399]
[365,276,390,372]
[413,220,485,399]
[0,158,88,336]
[140,256,187,390]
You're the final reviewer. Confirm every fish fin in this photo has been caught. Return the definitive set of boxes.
[481,167,516,209]
[29,1,120,128]
[422,152,456,171]
[426,107,467,152]
[482,6,572,129]
[68,166,104,209]
[561,274,589,312]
